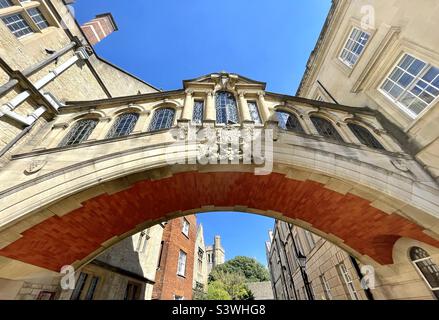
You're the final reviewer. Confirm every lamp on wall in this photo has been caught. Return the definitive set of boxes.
[297,252,307,269]
[296,251,314,300]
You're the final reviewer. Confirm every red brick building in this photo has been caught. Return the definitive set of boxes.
[152,215,197,300]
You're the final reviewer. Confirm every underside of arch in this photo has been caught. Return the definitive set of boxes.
[0,171,438,272]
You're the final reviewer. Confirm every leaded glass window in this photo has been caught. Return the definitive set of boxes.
[248,101,262,124]
[339,27,370,67]
[310,116,344,143]
[106,113,139,138]
[215,91,239,125]
[276,111,304,133]
[347,123,385,150]
[192,100,204,124]
[381,54,439,117]
[1,13,33,38]
[410,247,439,299]
[60,119,97,147]
[27,8,49,30]
[149,108,175,131]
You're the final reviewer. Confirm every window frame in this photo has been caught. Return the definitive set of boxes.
[1,12,33,38]
[181,218,190,238]
[106,112,139,139]
[310,115,345,143]
[276,110,305,133]
[215,91,239,125]
[0,0,52,39]
[347,122,386,150]
[177,250,187,277]
[378,53,439,119]
[338,263,360,300]
[149,107,175,132]
[247,100,262,124]
[192,100,204,125]
[59,118,98,147]
[409,247,439,297]
[338,27,371,68]
[320,273,333,300]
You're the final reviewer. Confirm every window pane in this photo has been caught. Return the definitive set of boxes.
[339,28,370,67]
[106,113,139,138]
[311,116,344,143]
[149,108,175,131]
[84,276,99,300]
[348,123,385,150]
[1,13,33,38]
[192,100,204,124]
[276,111,304,133]
[410,247,439,296]
[248,101,262,124]
[0,0,12,9]
[70,273,88,300]
[215,92,239,124]
[27,8,49,30]
[381,54,439,117]
[60,119,97,146]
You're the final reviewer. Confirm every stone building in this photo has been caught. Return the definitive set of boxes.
[58,225,164,300]
[193,223,208,293]
[152,216,197,300]
[295,0,439,299]
[267,222,369,300]
[0,0,160,300]
[0,0,438,301]
[206,235,225,274]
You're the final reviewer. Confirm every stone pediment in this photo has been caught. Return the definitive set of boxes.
[183,72,266,91]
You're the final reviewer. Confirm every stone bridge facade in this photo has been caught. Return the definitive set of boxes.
[0,73,438,298]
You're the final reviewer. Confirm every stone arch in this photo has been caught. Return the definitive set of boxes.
[110,104,145,117]
[273,106,307,133]
[0,122,438,281]
[68,110,108,123]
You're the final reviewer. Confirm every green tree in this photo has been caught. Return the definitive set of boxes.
[207,281,232,300]
[208,270,254,300]
[209,256,270,283]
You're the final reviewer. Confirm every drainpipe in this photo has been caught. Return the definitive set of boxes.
[0,53,81,118]
[349,256,375,300]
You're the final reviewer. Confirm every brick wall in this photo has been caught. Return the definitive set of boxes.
[152,215,197,300]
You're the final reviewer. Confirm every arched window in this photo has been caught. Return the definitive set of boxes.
[60,119,98,147]
[348,123,385,150]
[410,247,439,299]
[149,108,175,131]
[106,113,139,139]
[310,116,344,143]
[276,111,305,133]
[215,91,239,124]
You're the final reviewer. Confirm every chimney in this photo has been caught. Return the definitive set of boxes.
[81,13,118,45]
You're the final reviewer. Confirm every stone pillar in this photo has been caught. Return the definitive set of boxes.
[302,114,319,135]
[257,92,271,122]
[238,92,252,122]
[338,122,360,144]
[42,123,69,149]
[133,111,151,133]
[181,89,194,121]
[88,117,112,141]
[205,91,216,122]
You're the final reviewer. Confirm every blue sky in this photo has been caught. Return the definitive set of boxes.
[73,1,331,267]
[74,0,331,94]
[196,212,274,267]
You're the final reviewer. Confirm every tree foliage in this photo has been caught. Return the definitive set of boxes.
[206,281,232,300]
[209,256,270,283]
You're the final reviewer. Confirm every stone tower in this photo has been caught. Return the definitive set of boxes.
[206,235,225,274]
